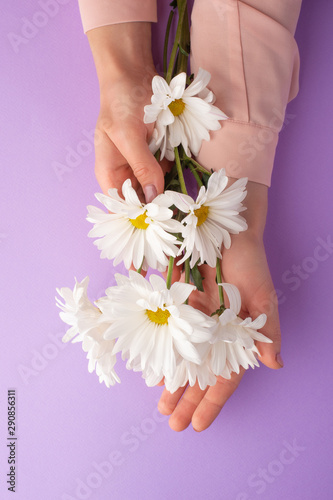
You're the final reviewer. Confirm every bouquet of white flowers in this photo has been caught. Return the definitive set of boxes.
[56,0,271,392]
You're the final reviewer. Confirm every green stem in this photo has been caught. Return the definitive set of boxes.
[176,1,190,75]
[137,259,144,274]
[185,259,190,283]
[188,163,203,187]
[216,258,224,307]
[185,154,212,176]
[174,147,187,195]
[163,10,175,77]
[166,256,175,290]
[166,0,188,83]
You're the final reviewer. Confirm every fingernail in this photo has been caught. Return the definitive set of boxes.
[276,353,284,368]
[143,184,157,203]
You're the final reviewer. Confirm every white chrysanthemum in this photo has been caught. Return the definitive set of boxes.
[56,277,98,343]
[81,325,120,388]
[121,353,165,387]
[164,169,248,267]
[144,68,227,160]
[164,343,217,393]
[209,283,272,378]
[147,121,175,162]
[123,343,216,393]
[98,271,214,386]
[56,277,119,387]
[87,179,183,272]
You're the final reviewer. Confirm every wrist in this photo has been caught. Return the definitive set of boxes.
[87,23,154,89]
[228,178,268,239]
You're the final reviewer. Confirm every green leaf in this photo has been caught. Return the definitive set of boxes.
[164,164,183,192]
[191,262,204,292]
[178,43,190,57]
[201,172,210,188]
[187,73,194,84]
[210,305,226,317]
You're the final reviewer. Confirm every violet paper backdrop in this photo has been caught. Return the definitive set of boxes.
[0,1,332,499]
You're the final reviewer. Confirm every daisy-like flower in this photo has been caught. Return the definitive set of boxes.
[87,179,183,272]
[56,277,99,343]
[164,169,248,267]
[144,68,227,160]
[211,342,261,380]
[209,283,272,379]
[164,343,217,393]
[56,277,119,387]
[81,325,120,388]
[124,357,165,388]
[98,271,215,386]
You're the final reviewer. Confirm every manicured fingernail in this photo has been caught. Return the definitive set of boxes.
[276,353,284,368]
[143,184,157,203]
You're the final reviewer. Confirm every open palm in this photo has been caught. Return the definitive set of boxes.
[158,228,283,432]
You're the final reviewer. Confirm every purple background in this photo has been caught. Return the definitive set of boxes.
[1,1,332,499]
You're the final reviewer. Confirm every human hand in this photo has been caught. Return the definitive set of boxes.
[87,23,165,202]
[158,181,283,432]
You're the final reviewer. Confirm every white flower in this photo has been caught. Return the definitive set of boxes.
[164,169,248,267]
[144,68,227,160]
[86,179,183,272]
[56,277,99,343]
[147,121,175,162]
[122,354,165,387]
[209,283,272,378]
[81,324,120,388]
[98,271,214,387]
[209,341,261,380]
[56,277,119,387]
[164,343,217,393]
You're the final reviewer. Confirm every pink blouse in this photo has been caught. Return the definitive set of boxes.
[78,0,302,187]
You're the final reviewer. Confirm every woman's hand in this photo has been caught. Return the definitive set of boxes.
[87,23,165,201]
[158,180,283,432]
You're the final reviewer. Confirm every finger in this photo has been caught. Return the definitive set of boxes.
[168,383,209,432]
[94,130,140,195]
[158,385,187,416]
[248,287,283,370]
[192,370,245,432]
[111,126,165,202]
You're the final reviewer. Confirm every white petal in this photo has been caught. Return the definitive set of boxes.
[170,281,195,305]
[247,313,267,331]
[169,72,186,94]
[184,68,211,97]
[152,75,170,96]
[221,284,242,315]
[149,274,167,292]
[159,108,174,126]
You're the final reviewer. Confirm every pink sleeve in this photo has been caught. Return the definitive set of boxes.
[190,0,302,187]
[78,0,157,33]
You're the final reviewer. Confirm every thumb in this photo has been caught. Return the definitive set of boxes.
[248,289,284,370]
[114,132,165,203]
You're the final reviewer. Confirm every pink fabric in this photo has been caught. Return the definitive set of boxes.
[190,0,302,186]
[78,0,157,33]
[78,0,302,187]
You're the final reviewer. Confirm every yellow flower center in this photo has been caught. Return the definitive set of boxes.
[146,308,170,325]
[168,98,185,117]
[129,212,149,230]
[194,205,209,226]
